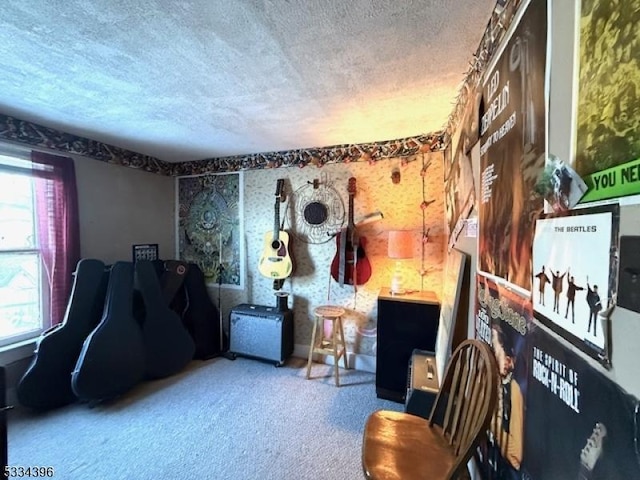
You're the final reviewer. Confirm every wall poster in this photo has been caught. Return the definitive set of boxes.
[445,133,476,251]
[176,172,244,288]
[575,0,640,203]
[474,273,532,480]
[522,325,640,480]
[478,0,547,294]
[531,204,619,366]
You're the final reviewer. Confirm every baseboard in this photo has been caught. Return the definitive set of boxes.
[292,343,376,373]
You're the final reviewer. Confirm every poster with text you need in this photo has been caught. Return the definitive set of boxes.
[478,0,547,295]
[532,204,619,366]
[521,325,640,480]
[574,0,640,203]
[474,274,531,480]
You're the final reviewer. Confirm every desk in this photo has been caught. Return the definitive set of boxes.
[376,288,440,402]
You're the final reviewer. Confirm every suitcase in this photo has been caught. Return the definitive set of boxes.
[229,304,294,366]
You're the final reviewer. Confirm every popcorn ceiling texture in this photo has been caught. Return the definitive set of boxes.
[0,0,495,162]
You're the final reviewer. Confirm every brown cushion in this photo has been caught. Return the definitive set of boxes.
[362,410,457,480]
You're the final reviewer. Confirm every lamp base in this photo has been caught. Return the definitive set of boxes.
[390,272,405,295]
[390,287,408,295]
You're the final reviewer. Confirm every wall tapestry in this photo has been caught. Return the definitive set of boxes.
[176,172,243,288]
[532,204,619,367]
[522,325,640,480]
[477,0,547,294]
[575,0,640,203]
[474,273,532,480]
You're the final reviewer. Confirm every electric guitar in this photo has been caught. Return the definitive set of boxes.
[578,422,607,479]
[258,179,293,280]
[330,177,372,286]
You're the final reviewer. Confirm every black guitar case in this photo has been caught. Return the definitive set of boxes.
[135,260,195,379]
[17,259,108,410]
[182,263,225,359]
[162,260,189,308]
[71,261,146,403]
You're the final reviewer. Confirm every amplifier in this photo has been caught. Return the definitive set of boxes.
[405,349,440,419]
[229,304,294,366]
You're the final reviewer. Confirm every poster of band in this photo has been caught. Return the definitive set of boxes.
[478,0,547,294]
[575,0,640,203]
[521,325,640,480]
[532,204,619,365]
[177,172,244,288]
[475,274,532,480]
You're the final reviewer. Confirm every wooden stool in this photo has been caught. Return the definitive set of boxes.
[306,305,348,386]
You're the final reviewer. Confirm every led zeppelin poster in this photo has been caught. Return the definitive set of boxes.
[477,0,547,294]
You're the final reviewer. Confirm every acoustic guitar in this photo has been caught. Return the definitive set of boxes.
[330,177,372,286]
[258,179,293,280]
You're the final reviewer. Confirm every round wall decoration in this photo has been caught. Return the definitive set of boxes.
[292,177,345,244]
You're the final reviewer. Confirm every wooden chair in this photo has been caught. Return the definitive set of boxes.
[362,339,499,480]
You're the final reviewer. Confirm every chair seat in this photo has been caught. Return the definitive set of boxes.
[362,410,459,480]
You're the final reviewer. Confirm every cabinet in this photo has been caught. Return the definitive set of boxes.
[376,288,440,403]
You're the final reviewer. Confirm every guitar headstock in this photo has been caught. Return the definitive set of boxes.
[348,177,357,196]
[580,422,607,472]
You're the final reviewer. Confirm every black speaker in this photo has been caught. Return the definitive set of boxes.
[376,291,440,402]
[229,304,294,366]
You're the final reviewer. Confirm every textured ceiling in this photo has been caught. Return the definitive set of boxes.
[0,0,495,162]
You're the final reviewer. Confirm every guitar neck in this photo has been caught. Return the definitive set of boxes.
[348,194,355,229]
[273,199,280,239]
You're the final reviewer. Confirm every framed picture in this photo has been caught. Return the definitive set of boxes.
[132,243,159,262]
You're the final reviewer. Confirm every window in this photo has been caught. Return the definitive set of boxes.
[0,151,46,346]
[0,146,79,348]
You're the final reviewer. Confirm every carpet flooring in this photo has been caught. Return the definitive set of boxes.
[7,356,402,480]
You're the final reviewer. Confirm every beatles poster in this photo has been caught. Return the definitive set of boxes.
[177,172,244,288]
[478,0,547,293]
[522,325,640,480]
[532,204,619,365]
[475,274,532,480]
[575,0,640,203]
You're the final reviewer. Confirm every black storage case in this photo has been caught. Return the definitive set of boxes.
[229,303,294,366]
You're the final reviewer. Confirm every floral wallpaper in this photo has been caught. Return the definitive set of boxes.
[235,153,445,357]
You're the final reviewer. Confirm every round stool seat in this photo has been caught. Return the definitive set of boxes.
[314,305,345,318]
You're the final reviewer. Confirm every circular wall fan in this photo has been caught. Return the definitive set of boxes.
[292,178,345,244]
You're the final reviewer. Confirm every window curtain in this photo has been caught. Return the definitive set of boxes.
[31,151,80,326]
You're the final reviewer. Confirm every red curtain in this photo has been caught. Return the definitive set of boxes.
[31,151,80,326]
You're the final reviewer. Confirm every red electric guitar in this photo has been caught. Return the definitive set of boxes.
[330,177,372,286]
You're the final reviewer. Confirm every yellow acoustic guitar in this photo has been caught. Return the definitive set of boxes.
[258,179,293,280]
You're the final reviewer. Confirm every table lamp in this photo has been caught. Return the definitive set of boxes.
[388,230,413,295]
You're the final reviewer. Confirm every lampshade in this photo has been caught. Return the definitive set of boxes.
[388,230,413,259]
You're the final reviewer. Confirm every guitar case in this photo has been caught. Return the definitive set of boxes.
[135,260,195,379]
[182,263,225,359]
[71,261,146,403]
[17,259,109,410]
